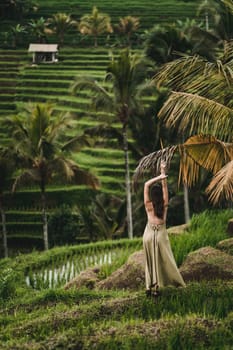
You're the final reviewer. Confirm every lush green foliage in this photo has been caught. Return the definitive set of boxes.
[48,205,80,247]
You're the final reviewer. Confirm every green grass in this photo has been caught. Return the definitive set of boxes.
[0,283,232,349]
[0,209,232,349]
[171,209,232,266]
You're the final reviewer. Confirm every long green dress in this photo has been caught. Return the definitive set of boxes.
[143,222,186,290]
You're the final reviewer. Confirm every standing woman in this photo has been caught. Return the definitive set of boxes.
[143,160,186,297]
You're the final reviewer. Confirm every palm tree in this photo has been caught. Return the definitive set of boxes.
[114,16,140,47]
[28,17,51,43]
[79,6,112,47]
[197,0,233,40]
[143,23,192,65]
[197,0,220,31]
[139,41,233,205]
[71,49,154,238]
[47,13,77,46]
[7,103,99,250]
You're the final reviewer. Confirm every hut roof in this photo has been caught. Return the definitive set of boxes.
[28,44,58,52]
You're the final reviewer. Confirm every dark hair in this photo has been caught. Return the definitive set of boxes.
[149,183,164,219]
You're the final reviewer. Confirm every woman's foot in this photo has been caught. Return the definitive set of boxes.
[151,290,160,298]
[145,289,151,297]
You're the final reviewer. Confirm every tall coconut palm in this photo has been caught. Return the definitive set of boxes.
[71,49,154,238]
[47,13,77,46]
[79,6,112,47]
[7,103,99,250]
[145,41,233,205]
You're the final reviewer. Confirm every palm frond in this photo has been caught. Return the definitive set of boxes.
[154,56,215,89]
[47,112,73,141]
[52,157,100,189]
[183,135,233,174]
[206,159,233,204]
[13,169,41,192]
[71,76,101,94]
[222,40,233,63]
[153,55,233,105]
[178,144,202,187]
[71,165,100,190]
[158,91,233,141]
[62,133,93,153]
[133,145,178,190]
[221,0,233,13]
[71,76,113,111]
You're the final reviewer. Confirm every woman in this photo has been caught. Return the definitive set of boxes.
[143,160,186,297]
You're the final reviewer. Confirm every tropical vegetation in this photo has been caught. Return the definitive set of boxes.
[0,1,232,349]
[5,103,99,250]
[71,49,154,239]
[0,0,231,254]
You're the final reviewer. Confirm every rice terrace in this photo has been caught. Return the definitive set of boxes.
[0,0,232,349]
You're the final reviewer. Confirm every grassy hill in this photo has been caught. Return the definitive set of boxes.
[0,210,232,349]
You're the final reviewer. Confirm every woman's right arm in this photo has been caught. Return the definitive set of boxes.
[160,161,169,220]
[144,174,167,205]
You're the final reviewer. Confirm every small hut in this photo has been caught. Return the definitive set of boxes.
[28,44,58,64]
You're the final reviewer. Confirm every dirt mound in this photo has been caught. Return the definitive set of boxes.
[64,266,100,290]
[216,237,233,255]
[96,250,145,290]
[179,246,233,282]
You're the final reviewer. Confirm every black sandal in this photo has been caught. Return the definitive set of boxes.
[151,290,160,297]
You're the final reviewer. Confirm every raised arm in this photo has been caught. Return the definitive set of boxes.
[160,161,168,204]
[144,172,167,205]
[160,161,169,220]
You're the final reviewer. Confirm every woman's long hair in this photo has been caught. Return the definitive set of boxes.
[150,183,164,219]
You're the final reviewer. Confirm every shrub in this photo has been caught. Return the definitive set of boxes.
[48,205,80,247]
[0,268,18,300]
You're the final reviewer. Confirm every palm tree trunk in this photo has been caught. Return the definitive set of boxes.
[183,183,190,223]
[205,10,209,31]
[0,198,8,258]
[122,125,133,239]
[94,35,98,47]
[41,190,49,250]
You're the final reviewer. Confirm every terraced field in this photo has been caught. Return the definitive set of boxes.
[0,47,137,249]
[0,0,201,47]
[0,47,133,190]
[32,0,200,29]
[0,0,201,251]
